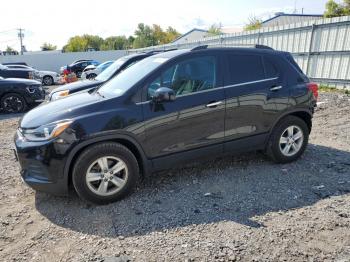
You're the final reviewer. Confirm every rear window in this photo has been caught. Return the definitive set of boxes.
[227,54,265,85]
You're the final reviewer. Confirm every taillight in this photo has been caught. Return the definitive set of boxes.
[307,82,318,101]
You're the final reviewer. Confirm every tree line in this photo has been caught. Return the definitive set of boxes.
[61,23,181,52]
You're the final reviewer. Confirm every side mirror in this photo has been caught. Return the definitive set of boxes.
[152,87,176,103]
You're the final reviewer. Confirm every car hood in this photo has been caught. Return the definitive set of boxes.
[51,80,103,94]
[20,91,105,128]
[0,78,41,85]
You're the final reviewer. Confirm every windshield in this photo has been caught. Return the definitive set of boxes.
[96,61,112,70]
[99,56,169,98]
[95,57,128,82]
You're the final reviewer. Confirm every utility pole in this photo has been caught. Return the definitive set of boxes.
[17,28,24,55]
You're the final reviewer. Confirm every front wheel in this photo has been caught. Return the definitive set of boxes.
[0,93,28,113]
[72,142,140,205]
[267,116,309,163]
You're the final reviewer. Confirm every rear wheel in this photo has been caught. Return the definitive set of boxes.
[267,116,309,163]
[0,93,27,113]
[76,70,82,78]
[87,73,97,80]
[72,142,140,205]
[43,75,54,86]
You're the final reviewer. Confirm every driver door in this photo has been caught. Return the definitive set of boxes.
[142,53,225,168]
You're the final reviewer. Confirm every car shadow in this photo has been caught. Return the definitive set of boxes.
[35,144,350,237]
[0,112,24,121]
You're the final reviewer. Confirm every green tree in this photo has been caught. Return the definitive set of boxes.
[6,46,17,52]
[164,26,181,43]
[63,35,103,52]
[40,42,57,51]
[63,36,88,52]
[324,0,350,17]
[101,36,128,50]
[133,23,155,48]
[152,24,166,44]
[208,23,222,36]
[244,16,262,31]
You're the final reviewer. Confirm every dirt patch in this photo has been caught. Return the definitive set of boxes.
[0,92,349,261]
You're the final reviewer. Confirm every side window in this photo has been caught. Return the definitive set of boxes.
[147,56,216,99]
[263,57,279,78]
[227,54,265,85]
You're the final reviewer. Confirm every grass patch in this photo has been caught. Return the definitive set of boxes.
[318,84,350,94]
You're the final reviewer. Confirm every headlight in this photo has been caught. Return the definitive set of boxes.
[21,120,73,141]
[26,85,41,93]
[50,90,69,100]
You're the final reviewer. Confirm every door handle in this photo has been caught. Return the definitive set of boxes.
[270,86,282,91]
[206,101,223,108]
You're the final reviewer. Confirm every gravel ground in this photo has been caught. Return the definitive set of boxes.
[0,92,349,262]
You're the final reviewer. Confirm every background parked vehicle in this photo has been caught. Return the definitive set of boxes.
[15,46,318,204]
[0,76,45,113]
[81,64,96,74]
[0,64,41,81]
[60,60,100,78]
[5,64,60,86]
[49,52,161,101]
[81,60,114,80]
[3,62,28,66]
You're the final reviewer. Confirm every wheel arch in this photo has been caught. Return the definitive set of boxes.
[64,134,150,187]
[266,109,313,148]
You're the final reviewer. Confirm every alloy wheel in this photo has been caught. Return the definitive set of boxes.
[3,96,23,113]
[279,125,304,157]
[85,156,128,196]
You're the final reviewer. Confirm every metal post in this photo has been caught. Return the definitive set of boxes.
[306,24,316,76]
[17,28,24,55]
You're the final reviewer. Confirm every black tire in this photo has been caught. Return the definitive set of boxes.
[76,71,82,78]
[0,93,28,113]
[72,142,140,205]
[267,116,309,164]
[87,73,97,80]
[43,75,54,86]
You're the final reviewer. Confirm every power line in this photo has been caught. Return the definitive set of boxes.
[0,29,16,35]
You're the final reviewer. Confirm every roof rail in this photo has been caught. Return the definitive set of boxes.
[191,44,273,51]
[191,45,208,51]
[144,48,178,55]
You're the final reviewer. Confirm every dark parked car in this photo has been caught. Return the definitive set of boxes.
[0,63,41,81]
[14,46,318,204]
[3,62,28,66]
[0,77,45,113]
[50,52,160,101]
[60,60,100,78]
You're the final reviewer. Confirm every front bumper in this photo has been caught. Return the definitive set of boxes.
[26,88,46,105]
[14,131,72,196]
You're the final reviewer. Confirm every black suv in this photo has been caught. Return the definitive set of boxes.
[14,46,318,204]
[0,77,45,113]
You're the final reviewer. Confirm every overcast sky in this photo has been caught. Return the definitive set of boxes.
[0,0,329,51]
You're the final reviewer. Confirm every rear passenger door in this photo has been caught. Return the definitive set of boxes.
[223,52,282,151]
